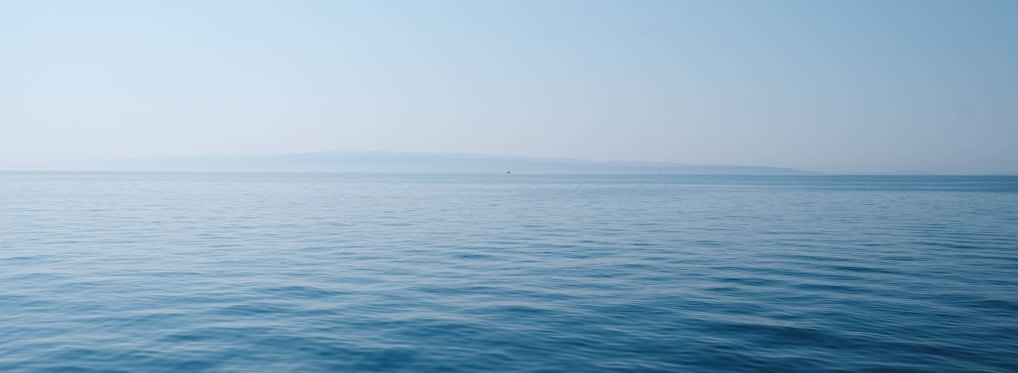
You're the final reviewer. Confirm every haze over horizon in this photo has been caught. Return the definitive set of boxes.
[3,1,1017,174]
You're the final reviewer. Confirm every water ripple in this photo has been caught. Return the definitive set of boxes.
[1,173,1016,372]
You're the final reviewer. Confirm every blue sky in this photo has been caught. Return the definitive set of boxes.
[2,0,1016,173]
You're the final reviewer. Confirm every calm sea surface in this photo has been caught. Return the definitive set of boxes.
[1,173,1016,372]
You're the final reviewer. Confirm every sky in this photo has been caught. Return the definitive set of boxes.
[1,0,1016,174]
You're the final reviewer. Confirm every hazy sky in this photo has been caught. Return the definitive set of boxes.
[2,0,1016,174]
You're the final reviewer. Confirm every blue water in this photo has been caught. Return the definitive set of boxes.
[2,173,1016,372]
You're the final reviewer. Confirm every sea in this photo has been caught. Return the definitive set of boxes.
[1,173,1016,372]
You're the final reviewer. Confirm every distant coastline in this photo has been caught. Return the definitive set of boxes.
[6,151,816,175]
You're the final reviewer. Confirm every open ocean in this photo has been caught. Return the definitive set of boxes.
[1,173,1016,372]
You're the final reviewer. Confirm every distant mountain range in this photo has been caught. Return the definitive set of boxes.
[15,151,815,174]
